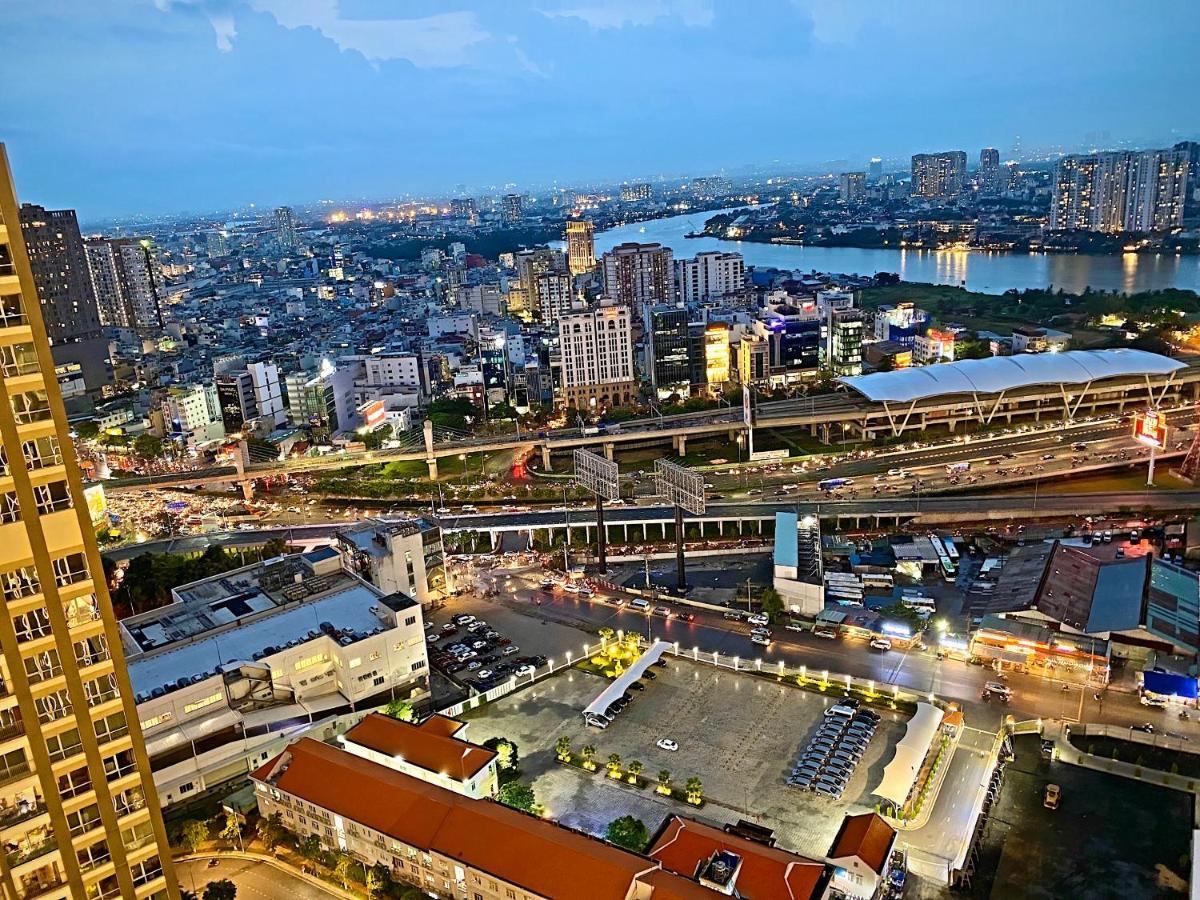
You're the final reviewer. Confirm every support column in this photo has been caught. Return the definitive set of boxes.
[427,458,439,480]
[623,524,630,543]
[674,505,687,593]
[603,442,614,462]
[424,418,438,481]
[595,495,607,574]
[541,444,552,469]
[674,434,687,456]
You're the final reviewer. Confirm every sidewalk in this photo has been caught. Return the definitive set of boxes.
[893,731,961,831]
[1046,719,1200,793]
[175,846,361,899]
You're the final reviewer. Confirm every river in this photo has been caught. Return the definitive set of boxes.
[594,206,1200,296]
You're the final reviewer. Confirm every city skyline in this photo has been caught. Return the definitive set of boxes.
[4,0,1200,218]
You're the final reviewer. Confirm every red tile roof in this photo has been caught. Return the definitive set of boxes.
[648,816,829,900]
[826,813,896,875]
[343,712,495,779]
[253,738,651,899]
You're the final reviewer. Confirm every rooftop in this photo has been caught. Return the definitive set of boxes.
[838,348,1186,403]
[342,713,496,780]
[826,812,897,875]
[337,516,440,559]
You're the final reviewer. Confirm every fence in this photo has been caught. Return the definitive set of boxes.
[1073,722,1200,755]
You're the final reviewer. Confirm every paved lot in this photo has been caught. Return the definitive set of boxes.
[462,655,909,859]
[176,857,344,900]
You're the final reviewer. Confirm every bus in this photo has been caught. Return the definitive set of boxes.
[941,537,959,561]
[901,596,936,613]
[945,462,971,475]
[825,586,864,604]
[824,572,862,585]
[930,533,957,582]
[818,478,853,492]
[861,573,895,591]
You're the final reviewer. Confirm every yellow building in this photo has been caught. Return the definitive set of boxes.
[0,146,177,899]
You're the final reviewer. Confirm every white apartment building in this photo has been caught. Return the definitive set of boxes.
[674,251,745,304]
[161,383,225,449]
[121,549,429,808]
[456,284,504,317]
[336,518,449,607]
[534,271,574,325]
[248,360,286,426]
[557,300,636,410]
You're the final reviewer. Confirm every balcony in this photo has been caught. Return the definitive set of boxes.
[0,800,46,831]
[0,760,31,788]
[20,875,65,899]
[0,719,26,742]
[8,838,56,868]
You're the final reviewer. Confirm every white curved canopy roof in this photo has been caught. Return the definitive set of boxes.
[839,349,1186,403]
[872,702,944,808]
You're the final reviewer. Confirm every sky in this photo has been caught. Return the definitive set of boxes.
[3,0,1199,219]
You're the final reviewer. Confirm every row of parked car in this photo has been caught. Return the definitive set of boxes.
[584,658,667,728]
[428,614,546,690]
[787,701,880,800]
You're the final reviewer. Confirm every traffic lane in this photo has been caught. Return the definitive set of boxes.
[175,858,343,900]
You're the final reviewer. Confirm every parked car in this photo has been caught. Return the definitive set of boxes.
[451,614,475,626]
[656,738,679,752]
[747,613,769,627]
[1043,783,1061,809]
[502,645,519,656]
[629,681,645,691]
[514,664,535,677]
[869,638,892,651]
[785,623,806,633]
[813,628,839,639]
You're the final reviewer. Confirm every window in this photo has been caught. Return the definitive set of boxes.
[46,728,82,762]
[368,650,381,662]
[74,633,109,668]
[0,491,19,524]
[348,657,362,669]
[21,435,61,470]
[32,480,71,515]
[183,692,221,715]
[83,673,119,707]
[10,389,51,426]
[404,615,417,627]
[139,711,172,731]
[293,652,328,672]
[0,342,40,378]
[64,592,100,627]
[35,688,71,723]
[13,607,51,643]
[0,291,25,327]
[1,566,39,601]
[372,675,385,687]
[410,660,426,672]
[94,711,128,744]
[23,648,62,683]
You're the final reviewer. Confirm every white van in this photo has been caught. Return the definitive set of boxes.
[629,598,650,611]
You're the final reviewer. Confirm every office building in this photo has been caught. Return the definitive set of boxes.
[337,517,448,607]
[123,549,429,807]
[214,371,256,433]
[873,303,929,347]
[674,251,744,304]
[913,328,957,365]
[910,151,968,199]
[1175,141,1200,222]
[0,143,176,899]
[1050,148,1192,232]
[533,271,574,326]
[601,242,673,313]
[978,148,1001,194]
[274,206,299,251]
[448,198,477,224]
[285,364,357,434]
[17,204,111,395]
[557,300,636,410]
[501,194,523,225]
[839,172,867,204]
[646,306,693,399]
[868,157,883,181]
[691,176,732,199]
[204,230,227,258]
[826,307,864,377]
[83,238,163,335]
[160,383,224,450]
[247,360,286,426]
[619,183,651,203]
[564,219,595,276]
[1011,326,1070,354]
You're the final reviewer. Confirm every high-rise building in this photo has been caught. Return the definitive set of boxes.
[1174,141,1200,222]
[910,151,968,199]
[838,172,866,204]
[978,148,1001,194]
[448,197,477,224]
[274,206,298,251]
[618,183,651,203]
[691,176,732,199]
[204,229,227,258]
[826,307,863,377]
[83,238,163,335]
[1050,148,1191,232]
[533,271,574,326]
[674,251,744,304]
[501,194,523,225]
[17,204,111,395]
[557,300,635,410]
[514,248,566,323]
[601,242,673,315]
[868,157,883,181]
[0,144,177,899]
[564,219,595,276]
[214,371,256,433]
[247,360,286,426]
[646,305,693,399]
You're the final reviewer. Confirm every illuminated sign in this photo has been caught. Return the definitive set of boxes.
[83,483,108,529]
[1133,409,1168,450]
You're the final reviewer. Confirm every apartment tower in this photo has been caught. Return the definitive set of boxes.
[564,219,595,276]
[0,145,177,899]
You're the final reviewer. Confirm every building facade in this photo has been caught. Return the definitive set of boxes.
[674,251,744,304]
[83,238,162,335]
[1050,148,1192,232]
[557,301,636,410]
[336,518,449,607]
[564,220,595,277]
[910,151,968,199]
[274,206,299,251]
[601,242,673,314]
[0,144,177,900]
[978,148,1001,194]
[839,172,866,203]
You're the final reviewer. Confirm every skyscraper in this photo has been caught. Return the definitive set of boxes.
[565,219,595,276]
[501,194,523,225]
[674,251,744,304]
[978,148,1001,194]
[868,158,883,181]
[204,229,227,258]
[601,242,673,317]
[910,151,968,199]
[619,183,651,202]
[17,204,111,395]
[274,205,298,251]
[838,172,866,204]
[83,238,163,335]
[0,145,178,898]
[1050,148,1191,232]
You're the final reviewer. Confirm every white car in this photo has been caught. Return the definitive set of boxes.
[502,645,519,656]
[869,638,893,651]
[562,583,581,594]
[1140,694,1169,708]
[656,738,679,752]
[514,664,536,677]
[747,614,769,627]
[785,623,806,633]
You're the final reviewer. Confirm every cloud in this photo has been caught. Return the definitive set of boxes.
[157,0,490,66]
[540,0,713,29]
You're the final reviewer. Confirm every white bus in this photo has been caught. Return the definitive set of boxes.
[901,596,936,613]
[861,573,894,591]
[941,537,960,561]
[824,572,863,587]
[826,586,865,604]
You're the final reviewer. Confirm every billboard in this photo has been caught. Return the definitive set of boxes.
[359,400,386,430]
[83,483,108,528]
[1133,409,1168,450]
[654,459,706,515]
[573,448,619,500]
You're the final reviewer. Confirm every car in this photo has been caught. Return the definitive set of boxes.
[824,704,857,719]
[813,781,844,799]
[539,579,556,589]
[813,628,839,640]
[785,623,806,633]
[855,709,880,722]
[751,633,771,646]
[654,606,673,617]
[562,583,581,594]
[514,664,535,677]
[426,634,439,644]
[607,597,625,607]
[846,723,874,737]
[471,640,488,650]
[445,662,467,674]
[441,623,458,634]
[498,638,512,646]
[451,614,475,626]
[679,612,695,622]
[1130,722,1155,733]
[207,859,220,869]
[629,681,645,691]
[466,661,482,671]
[656,738,679,752]
[457,650,477,661]
[747,613,769,627]
[467,621,489,632]
[502,645,519,656]
[477,669,494,679]
[641,669,657,681]
[869,638,892,651]
[1043,783,1061,810]
[722,611,743,620]
[1140,693,1169,708]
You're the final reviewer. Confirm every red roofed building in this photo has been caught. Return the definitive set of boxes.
[825,812,897,899]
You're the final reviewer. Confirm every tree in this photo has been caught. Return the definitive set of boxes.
[219,810,243,849]
[366,864,390,899]
[657,770,672,795]
[202,880,237,900]
[299,833,322,860]
[606,753,622,776]
[605,816,650,852]
[133,434,165,460]
[332,853,353,890]
[581,744,596,770]
[685,777,703,805]
[759,587,784,623]
[74,420,100,440]
[179,819,208,854]
[259,537,289,560]
[497,780,536,813]
[360,424,393,451]
[257,812,284,854]
[627,760,644,784]
[484,737,520,774]
[555,736,572,762]
[384,699,415,722]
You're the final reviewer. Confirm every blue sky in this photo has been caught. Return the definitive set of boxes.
[3,0,1199,218]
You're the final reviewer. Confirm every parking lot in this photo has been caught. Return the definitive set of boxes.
[461,654,909,858]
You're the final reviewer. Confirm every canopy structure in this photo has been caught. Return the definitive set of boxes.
[838,349,1185,404]
[872,702,945,808]
[1142,670,1199,700]
[583,640,670,720]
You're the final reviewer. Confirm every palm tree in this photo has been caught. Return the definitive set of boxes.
[555,736,572,762]
[657,770,672,795]
[607,753,622,776]
[333,852,353,890]
[627,760,644,784]
[582,744,596,770]
[685,777,703,805]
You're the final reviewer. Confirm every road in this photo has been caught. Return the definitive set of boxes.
[175,857,343,900]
